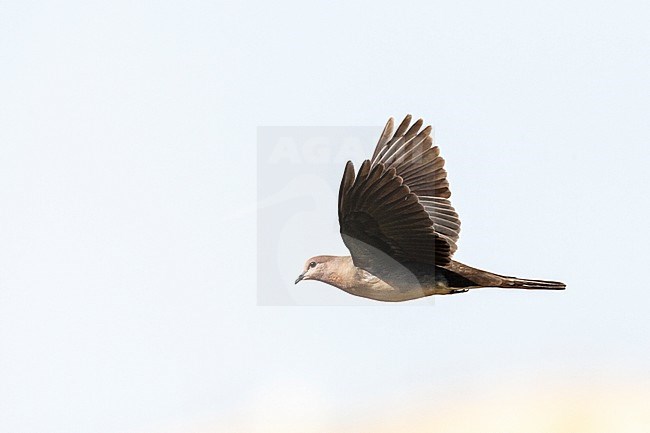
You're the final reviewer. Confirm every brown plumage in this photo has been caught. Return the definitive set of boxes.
[296,115,566,302]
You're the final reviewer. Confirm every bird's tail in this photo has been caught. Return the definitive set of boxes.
[445,260,566,291]
[499,276,566,290]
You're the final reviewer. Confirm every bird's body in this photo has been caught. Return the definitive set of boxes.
[301,255,565,302]
[295,115,565,301]
[307,256,469,301]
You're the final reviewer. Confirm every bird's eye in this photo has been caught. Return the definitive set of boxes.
[309,261,317,268]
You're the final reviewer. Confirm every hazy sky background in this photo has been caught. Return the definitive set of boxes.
[1,1,649,432]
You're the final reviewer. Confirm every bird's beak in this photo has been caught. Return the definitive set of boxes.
[295,273,305,284]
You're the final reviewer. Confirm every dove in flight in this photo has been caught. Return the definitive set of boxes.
[295,115,565,301]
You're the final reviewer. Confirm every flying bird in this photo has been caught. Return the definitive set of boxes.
[295,115,565,301]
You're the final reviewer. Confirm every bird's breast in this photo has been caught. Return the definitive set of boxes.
[341,265,459,301]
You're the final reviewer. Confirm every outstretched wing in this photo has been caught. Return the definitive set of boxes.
[338,115,460,270]
[371,115,460,250]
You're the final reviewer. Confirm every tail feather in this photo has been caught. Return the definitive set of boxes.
[500,277,566,290]
[443,260,566,291]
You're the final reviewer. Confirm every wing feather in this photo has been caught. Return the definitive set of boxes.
[338,115,461,268]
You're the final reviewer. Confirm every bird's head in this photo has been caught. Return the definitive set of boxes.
[295,256,333,284]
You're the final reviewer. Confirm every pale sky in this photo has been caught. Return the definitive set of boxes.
[1,1,649,432]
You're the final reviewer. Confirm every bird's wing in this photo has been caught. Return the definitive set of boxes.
[338,115,460,270]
